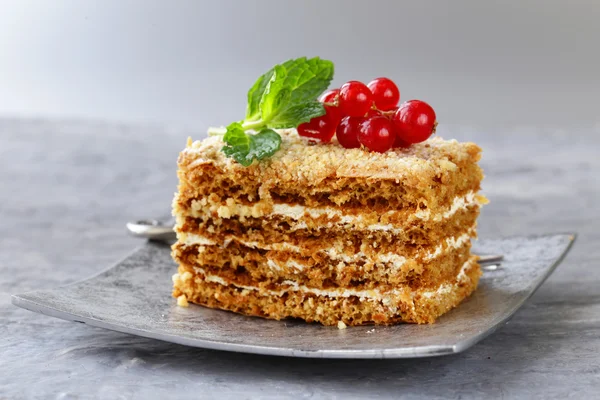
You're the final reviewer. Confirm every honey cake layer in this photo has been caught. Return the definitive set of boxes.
[178,130,483,212]
[175,189,486,233]
[172,231,472,290]
[172,256,481,325]
[173,241,470,291]
[175,205,480,249]
[175,225,475,262]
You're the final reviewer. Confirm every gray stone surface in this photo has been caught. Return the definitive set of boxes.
[0,119,598,399]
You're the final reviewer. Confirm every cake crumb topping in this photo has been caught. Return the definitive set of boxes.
[182,129,481,185]
[177,294,189,307]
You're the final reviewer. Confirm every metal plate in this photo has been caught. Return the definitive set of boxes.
[12,234,575,359]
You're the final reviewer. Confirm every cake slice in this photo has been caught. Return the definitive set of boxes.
[171,129,486,325]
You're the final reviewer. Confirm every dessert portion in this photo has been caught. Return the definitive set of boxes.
[172,131,485,325]
[171,57,486,325]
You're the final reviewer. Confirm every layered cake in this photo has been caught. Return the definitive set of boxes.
[170,58,485,326]
[171,130,486,325]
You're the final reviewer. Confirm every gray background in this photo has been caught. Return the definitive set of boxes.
[1,1,600,399]
[1,0,599,131]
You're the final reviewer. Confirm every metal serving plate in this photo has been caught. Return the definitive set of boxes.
[12,234,574,359]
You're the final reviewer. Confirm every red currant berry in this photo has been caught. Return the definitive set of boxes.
[358,116,395,153]
[319,89,339,104]
[393,135,410,148]
[297,114,337,143]
[339,81,373,117]
[319,89,342,123]
[336,116,363,149]
[367,77,400,111]
[392,100,437,144]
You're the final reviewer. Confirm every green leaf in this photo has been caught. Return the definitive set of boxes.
[245,57,334,127]
[264,57,333,127]
[281,57,334,109]
[222,121,248,147]
[218,56,335,166]
[245,128,281,164]
[246,67,275,121]
[222,124,281,167]
[267,101,326,129]
[259,64,289,122]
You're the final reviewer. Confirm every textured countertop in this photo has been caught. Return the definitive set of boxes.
[1,119,598,399]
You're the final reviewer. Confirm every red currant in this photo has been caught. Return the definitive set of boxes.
[367,77,400,111]
[336,116,363,149]
[339,81,373,117]
[393,135,410,148]
[319,89,339,103]
[297,113,337,143]
[392,100,437,144]
[319,88,342,123]
[358,116,395,153]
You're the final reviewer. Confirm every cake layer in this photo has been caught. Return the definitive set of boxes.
[172,232,472,290]
[176,228,475,262]
[175,189,486,233]
[172,256,481,325]
[175,204,480,249]
[177,130,483,212]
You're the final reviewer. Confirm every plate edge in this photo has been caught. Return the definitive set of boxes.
[11,295,455,359]
[452,232,577,354]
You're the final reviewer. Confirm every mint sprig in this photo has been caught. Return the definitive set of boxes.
[208,57,334,166]
[221,122,281,167]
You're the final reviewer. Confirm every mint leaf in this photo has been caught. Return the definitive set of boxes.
[281,57,334,110]
[211,56,335,167]
[261,57,333,127]
[222,121,248,148]
[259,65,290,122]
[245,57,334,127]
[245,128,281,164]
[222,123,281,167]
[267,101,326,129]
[246,67,275,121]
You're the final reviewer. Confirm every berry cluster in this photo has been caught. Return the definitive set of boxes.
[297,78,437,153]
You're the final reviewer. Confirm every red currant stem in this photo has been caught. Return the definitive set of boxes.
[432,121,438,134]
[364,107,395,118]
[378,109,396,117]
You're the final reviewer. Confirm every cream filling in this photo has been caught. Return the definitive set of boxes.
[414,191,480,221]
[423,232,472,261]
[271,191,480,225]
[188,191,483,233]
[177,230,473,269]
[267,259,307,272]
[186,258,476,311]
[178,232,301,252]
